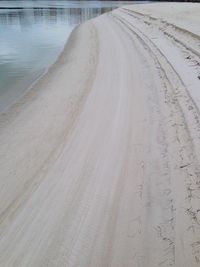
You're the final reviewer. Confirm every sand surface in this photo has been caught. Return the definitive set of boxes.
[1,3,200,266]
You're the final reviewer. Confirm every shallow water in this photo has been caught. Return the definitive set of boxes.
[0,1,140,111]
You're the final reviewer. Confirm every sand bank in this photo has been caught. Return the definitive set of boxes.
[1,3,200,266]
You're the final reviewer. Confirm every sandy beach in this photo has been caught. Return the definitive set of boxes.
[1,3,200,266]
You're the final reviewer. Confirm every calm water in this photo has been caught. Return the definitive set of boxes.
[0,1,139,111]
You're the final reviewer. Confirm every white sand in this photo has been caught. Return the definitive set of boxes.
[1,3,200,266]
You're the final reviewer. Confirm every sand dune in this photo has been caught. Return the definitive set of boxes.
[1,3,200,266]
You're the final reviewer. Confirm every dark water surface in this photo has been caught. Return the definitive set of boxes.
[0,1,141,111]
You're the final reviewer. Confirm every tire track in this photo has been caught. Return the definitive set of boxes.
[121,7,200,58]
[112,10,200,266]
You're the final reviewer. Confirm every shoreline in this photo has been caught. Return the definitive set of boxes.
[0,1,150,114]
[0,27,74,116]
[0,21,96,125]
[0,19,99,225]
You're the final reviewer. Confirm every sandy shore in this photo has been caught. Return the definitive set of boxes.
[1,3,200,266]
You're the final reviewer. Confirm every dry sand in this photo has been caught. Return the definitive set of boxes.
[0,3,200,266]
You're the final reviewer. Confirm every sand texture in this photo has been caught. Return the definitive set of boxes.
[1,3,200,266]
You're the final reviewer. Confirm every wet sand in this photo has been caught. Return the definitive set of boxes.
[1,3,200,266]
